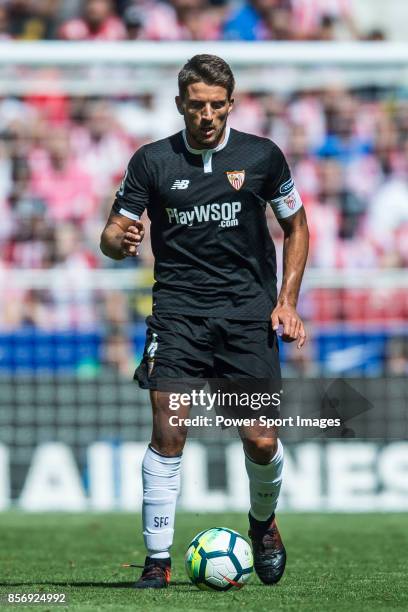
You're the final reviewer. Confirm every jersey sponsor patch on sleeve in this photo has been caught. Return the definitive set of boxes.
[118,168,128,197]
[112,146,149,218]
[279,177,294,195]
[269,187,303,219]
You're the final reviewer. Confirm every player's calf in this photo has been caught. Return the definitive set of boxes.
[244,438,286,584]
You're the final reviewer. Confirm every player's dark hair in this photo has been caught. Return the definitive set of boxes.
[178,55,235,100]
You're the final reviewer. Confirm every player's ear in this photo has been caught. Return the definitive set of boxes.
[227,97,234,115]
[175,95,184,116]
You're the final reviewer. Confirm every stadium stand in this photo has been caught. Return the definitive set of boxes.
[0,0,383,42]
[0,5,407,513]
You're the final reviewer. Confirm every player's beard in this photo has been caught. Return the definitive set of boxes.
[187,118,228,149]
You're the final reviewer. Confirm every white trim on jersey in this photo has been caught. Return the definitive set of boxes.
[118,208,140,221]
[269,187,303,219]
[182,126,231,174]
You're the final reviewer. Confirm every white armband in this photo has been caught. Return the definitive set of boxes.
[269,187,303,219]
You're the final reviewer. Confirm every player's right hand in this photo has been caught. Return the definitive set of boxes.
[121,221,145,257]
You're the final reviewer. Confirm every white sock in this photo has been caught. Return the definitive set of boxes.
[142,445,181,559]
[245,439,284,521]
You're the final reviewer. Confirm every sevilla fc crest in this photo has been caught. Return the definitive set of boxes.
[226,170,245,191]
[284,193,296,209]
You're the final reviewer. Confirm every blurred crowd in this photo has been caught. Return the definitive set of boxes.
[0,1,404,373]
[1,81,408,372]
[0,0,386,42]
[2,85,408,275]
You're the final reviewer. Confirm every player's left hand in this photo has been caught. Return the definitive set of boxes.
[271,304,306,349]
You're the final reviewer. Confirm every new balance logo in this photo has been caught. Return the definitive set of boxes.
[171,180,190,190]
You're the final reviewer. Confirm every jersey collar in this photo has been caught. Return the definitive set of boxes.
[182,126,231,155]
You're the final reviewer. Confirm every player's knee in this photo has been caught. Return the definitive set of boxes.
[244,437,278,464]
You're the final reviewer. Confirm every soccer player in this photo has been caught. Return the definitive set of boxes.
[100,54,309,588]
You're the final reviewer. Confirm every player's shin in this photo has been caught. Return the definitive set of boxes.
[142,444,181,559]
[245,438,284,521]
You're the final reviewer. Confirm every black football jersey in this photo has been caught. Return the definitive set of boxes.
[112,127,303,321]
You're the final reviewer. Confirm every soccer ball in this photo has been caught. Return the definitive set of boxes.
[185,527,253,591]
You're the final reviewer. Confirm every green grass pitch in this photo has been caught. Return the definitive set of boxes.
[0,512,406,611]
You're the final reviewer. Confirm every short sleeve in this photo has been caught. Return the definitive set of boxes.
[263,143,303,219]
[112,146,150,220]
